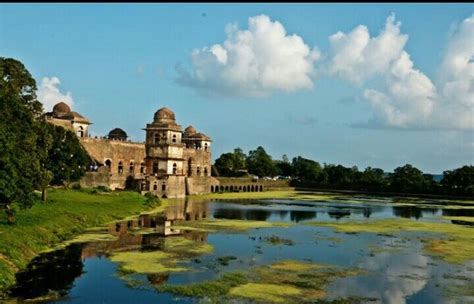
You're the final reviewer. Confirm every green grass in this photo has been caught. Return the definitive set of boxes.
[0,188,162,294]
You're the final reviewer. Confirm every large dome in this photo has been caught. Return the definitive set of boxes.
[184,125,196,135]
[153,107,175,122]
[52,102,71,114]
[108,128,128,140]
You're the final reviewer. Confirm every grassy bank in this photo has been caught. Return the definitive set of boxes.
[0,188,162,295]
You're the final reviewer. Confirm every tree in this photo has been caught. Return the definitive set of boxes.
[0,57,52,224]
[275,154,292,177]
[389,164,428,194]
[213,147,247,177]
[246,146,278,177]
[359,167,387,191]
[291,156,322,181]
[43,123,91,187]
[441,165,474,195]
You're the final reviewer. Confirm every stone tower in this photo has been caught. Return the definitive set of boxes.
[144,107,184,177]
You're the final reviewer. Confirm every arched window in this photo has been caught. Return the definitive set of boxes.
[197,166,201,176]
[105,159,112,171]
[118,161,123,174]
[211,185,214,192]
[154,133,160,144]
[153,162,159,174]
[140,162,145,174]
[173,163,177,175]
[162,183,166,191]
[172,134,177,143]
[129,161,134,174]
[153,183,157,191]
[204,143,208,151]
[77,126,84,138]
[204,167,208,176]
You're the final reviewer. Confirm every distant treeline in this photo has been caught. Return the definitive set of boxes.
[213,147,473,197]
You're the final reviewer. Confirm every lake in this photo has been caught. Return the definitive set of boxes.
[7,196,474,303]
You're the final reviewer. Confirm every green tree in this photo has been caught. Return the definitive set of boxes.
[389,164,428,193]
[441,165,474,195]
[275,154,292,177]
[44,123,91,187]
[246,146,278,177]
[0,57,51,224]
[359,167,387,191]
[291,156,322,181]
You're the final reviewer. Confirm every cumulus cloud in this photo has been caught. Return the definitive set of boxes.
[37,77,74,112]
[330,14,473,130]
[176,14,320,97]
[328,14,408,84]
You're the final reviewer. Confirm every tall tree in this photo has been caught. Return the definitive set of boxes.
[291,156,322,181]
[0,57,51,224]
[246,146,278,177]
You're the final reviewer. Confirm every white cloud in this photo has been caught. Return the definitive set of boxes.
[434,14,474,130]
[328,14,408,84]
[331,14,473,130]
[363,51,436,128]
[177,14,320,97]
[37,77,74,112]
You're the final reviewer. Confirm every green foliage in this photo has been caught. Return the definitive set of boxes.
[43,123,91,186]
[0,57,52,223]
[389,164,432,193]
[214,147,248,177]
[441,165,474,195]
[291,156,323,181]
[246,146,278,178]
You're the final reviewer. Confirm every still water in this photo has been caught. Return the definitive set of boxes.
[8,197,474,303]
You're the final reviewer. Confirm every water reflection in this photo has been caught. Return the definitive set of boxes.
[10,198,209,301]
[7,197,474,303]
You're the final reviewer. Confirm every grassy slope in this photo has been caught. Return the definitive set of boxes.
[0,188,160,294]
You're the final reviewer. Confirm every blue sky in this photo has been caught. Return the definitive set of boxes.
[1,4,473,174]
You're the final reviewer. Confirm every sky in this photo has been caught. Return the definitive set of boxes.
[1,3,473,174]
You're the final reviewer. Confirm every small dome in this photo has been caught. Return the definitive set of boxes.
[153,107,175,122]
[108,128,128,140]
[184,125,196,135]
[52,102,71,114]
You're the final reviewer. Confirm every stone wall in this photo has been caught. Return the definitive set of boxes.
[186,176,219,195]
[144,175,186,199]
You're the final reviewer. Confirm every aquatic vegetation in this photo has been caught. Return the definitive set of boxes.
[263,235,295,246]
[306,218,474,264]
[159,260,361,303]
[269,260,322,272]
[109,251,187,274]
[174,219,289,232]
[217,256,237,266]
[110,236,214,275]
[229,283,301,303]
[65,233,118,244]
[158,272,248,297]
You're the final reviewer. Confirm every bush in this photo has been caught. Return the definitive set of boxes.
[95,186,111,192]
[71,183,82,190]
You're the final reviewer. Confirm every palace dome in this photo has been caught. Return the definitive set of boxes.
[154,107,175,122]
[108,128,128,140]
[52,102,71,114]
[184,125,197,135]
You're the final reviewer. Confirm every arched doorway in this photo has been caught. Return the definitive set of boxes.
[118,161,124,174]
